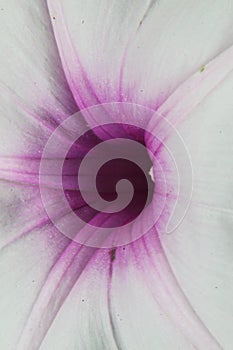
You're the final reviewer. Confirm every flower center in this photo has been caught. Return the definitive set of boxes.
[40,102,193,248]
[63,124,155,229]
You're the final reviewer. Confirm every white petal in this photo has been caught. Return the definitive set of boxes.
[37,251,119,350]
[48,0,233,109]
[161,69,233,349]
[0,4,78,345]
[0,0,76,157]
[0,218,69,349]
[108,246,197,349]
[39,238,223,349]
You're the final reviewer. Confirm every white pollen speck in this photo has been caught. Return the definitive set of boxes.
[149,166,155,182]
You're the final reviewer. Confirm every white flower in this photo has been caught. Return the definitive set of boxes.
[0,1,233,349]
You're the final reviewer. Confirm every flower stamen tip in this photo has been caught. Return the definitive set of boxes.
[149,166,155,183]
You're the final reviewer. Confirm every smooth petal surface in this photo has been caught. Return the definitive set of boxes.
[0,0,77,157]
[161,69,233,349]
[39,250,119,350]
[48,0,233,109]
[39,247,195,350]
[0,1,76,348]
[108,235,220,350]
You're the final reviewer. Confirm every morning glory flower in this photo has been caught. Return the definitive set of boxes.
[0,1,233,349]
